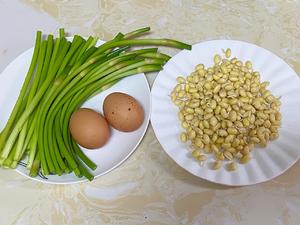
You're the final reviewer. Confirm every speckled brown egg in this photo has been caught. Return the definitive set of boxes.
[103,92,144,132]
[69,108,110,149]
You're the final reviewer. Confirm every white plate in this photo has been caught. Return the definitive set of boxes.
[151,40,300,186]
[0,40,150,184]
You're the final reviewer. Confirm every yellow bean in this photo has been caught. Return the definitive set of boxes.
[195,127,204,136]
[185,107,194,114]
[219,129,228,137]
[225,135,234,143]
[227,127,238,135]
[204,113,214,120]
[203,120,210,129]
[193,75,200,83]
[174,99,181,106]
[210,116,218,127]
[221,108,229,118]
[187,75,194,83]
[214,54,221,64]
[189,83,196,88]
[242,145,250,154]
[192,92,200,98]
[182,121,189,129]
[269,113,276,123]
[229,99,238,105]
[222,143,231,149]
[216,152,225,161]
[184,84,190,92]
[212,161,222,170]
[210,100,217,109]
[204,144,212,153]
[211,144,219,153]
[270,132,279,140]
[195,138,204,148]
[203,134,210,145]
[227,162,236,171]
[227,147,236,153]
[205,107,214,113]
[180,133,187,142]
[231,58,237,64]
[232,139,240,147]
[185,114,194,121]
[192,150,201,158]
[178,112,184,121]
[219,90,227,98]
[197,155,207,161]
[198,122,204,130]
[175,84,182,92]
[242,118,250,127]
[240,154,251,164]
[249,114,256,124]
[213,84,221,94]
[227,120,233,127]
[195,107,204,115]
[264,132,270,141]
[224,151,233,160]
[225,48,231,58]
[270,126,279,133]
[188,130,196,139]
[273,120,281,126]
[176,76,186,84]
[218,78,227,84]
[224,85,234,91]
[213,74,220,81]
[250,137,260,144]
[229,110,237,122]
[212,134,218,142]
[240,97,249,103]
[235,152,243,159]
[229,76,239,82]
[204,129,214,136]
[232,104,240,111]
[214,105,221,114]
[188,87,198,93]
[178,90,185,98]
[196,64,205,70]
[240,89,247,97]
[245,61,252,70]
[189,102,200,108]
[216,137,224,144]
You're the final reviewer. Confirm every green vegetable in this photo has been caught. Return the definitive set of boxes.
[0,27,191,181]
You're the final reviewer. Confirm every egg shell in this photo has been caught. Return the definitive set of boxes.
[103,92,144,132]
[69,108,110,149]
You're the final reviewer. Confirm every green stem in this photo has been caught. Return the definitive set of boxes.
[0,31,41,154]
[123,27,150,39]
[29,151,40,177]
[26,130,38,169]
[57,36,84,76]
[3,142,18,168]
[92,38,192,57]
[13,40,48,165]
[59,28,65,38]
[139,52,171,61]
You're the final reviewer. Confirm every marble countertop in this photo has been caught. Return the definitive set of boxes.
[1,1,300,224]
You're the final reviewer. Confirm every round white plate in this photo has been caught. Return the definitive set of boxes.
[0,40,150,184]
[151,40,300,186]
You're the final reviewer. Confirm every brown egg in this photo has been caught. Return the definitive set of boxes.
[103,92,144,132]
[69,108,110,149]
